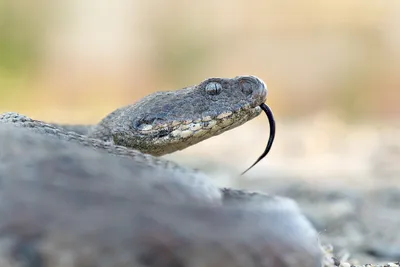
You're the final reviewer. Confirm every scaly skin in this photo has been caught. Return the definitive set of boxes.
[0,76,266,157]
[0,76,266,177]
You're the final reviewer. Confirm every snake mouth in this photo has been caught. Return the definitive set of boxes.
[241,103,276,175]
[142,102,275,171]
[136,104,262,137]
[131,105,262,156]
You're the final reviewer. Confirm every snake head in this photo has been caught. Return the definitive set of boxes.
[93,76,268,156]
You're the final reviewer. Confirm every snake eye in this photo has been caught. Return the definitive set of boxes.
[240,79,254,95]
[205,82,222,95]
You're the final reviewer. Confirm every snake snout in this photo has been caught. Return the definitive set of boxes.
[237,76,268,106]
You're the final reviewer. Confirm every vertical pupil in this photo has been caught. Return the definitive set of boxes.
[206,82,221,95]
[212,84,218,93]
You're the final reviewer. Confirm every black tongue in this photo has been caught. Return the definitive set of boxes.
[241,103,276,175]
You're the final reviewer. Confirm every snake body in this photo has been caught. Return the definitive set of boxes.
[0,76,323,267]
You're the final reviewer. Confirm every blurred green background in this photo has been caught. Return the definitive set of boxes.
[1,0,399,124]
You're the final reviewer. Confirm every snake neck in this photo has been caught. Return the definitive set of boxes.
[47,123,93,135]
[49,122,114,144]
[0,112,181,170]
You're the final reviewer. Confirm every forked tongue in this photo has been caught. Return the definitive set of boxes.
[241,103,276,175]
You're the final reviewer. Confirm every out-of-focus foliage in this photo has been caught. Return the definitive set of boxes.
[0,1,399,122]
[0,3,34,73]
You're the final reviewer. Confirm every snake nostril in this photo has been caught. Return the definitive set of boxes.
[239,80,254,95]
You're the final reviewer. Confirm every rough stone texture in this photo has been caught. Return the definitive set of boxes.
[0,76,324,267]
[0,124,322,267]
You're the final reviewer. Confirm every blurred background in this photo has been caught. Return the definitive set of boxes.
[0,0,399,187]
[3,1,400,261]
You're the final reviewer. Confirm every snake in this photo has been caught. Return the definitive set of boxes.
[0,76,323,267]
